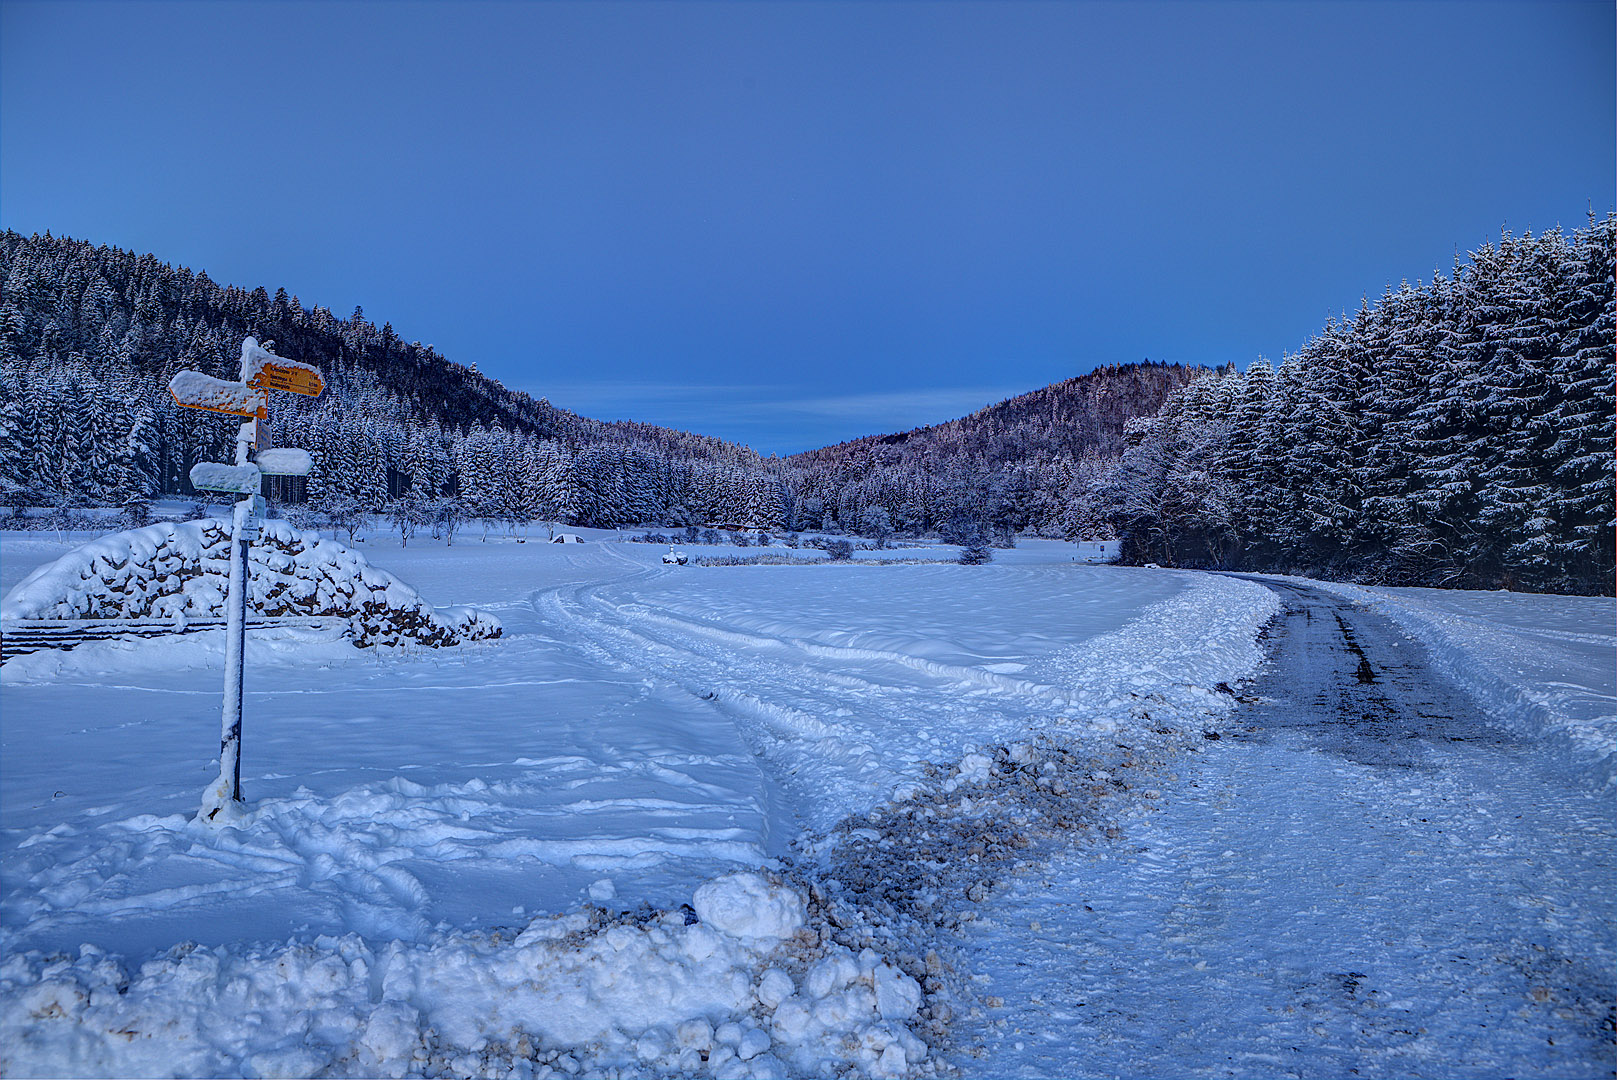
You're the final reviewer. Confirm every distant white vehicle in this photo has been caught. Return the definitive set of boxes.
[662,548,689,565]
[551,533,586,544]
[1142,562,1162,569]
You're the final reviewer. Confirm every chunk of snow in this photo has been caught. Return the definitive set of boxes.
[675,1019,713,1051]
[806,952,859,998]
[874,963,922,1021]
[736,1027,771,1061]
[360,1000,422,1065]
[955,752,994,783]
[757,967,794,1009]
[691,873,804,941]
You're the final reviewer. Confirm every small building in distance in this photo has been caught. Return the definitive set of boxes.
[552,533,586,544]
[1075,539,1122,564]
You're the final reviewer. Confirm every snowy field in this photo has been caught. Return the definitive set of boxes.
[1,528,1609,1077]
[1,530,1275,1076]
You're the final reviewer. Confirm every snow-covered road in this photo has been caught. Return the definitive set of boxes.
[960,578,1616,1077]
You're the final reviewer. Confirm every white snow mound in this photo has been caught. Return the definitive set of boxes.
[692,872,806,941]
[1,519,501,649]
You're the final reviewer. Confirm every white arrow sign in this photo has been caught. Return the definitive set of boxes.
[254,447,313,477]
[189,462,263,495]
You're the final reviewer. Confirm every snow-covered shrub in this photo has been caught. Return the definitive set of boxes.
[119,498,152,530]
[958,541,992,565]
[1,519,502,649]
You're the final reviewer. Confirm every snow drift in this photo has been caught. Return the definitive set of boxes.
[1,519,501,649]
[0,872,930,1080]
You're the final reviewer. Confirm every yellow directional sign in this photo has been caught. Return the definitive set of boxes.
[168,391,268,419]
[249,362,324,397]
[168,371,269,418]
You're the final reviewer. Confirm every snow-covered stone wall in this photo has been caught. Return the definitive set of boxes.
[0,520,501,649]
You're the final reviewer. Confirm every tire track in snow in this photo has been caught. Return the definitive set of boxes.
[538,565,1288,1071]
[535,570,1058,832]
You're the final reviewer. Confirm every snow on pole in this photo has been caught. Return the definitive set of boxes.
[201,495,253,820]
[182,337,324,823]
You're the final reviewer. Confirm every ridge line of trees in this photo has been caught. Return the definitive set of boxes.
[0,230,786,530]
[2,219,1610,594]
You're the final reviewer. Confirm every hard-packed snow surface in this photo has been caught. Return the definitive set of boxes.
[959,577,1615,1078]
[1302,578,1616,790]
[1,519,501,648]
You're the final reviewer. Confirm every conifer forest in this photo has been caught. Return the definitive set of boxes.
[1,218,1611,594]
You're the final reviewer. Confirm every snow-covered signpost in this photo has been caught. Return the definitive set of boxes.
[168,337,323,819]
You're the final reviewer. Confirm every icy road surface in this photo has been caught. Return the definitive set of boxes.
[962,577,1616,1078]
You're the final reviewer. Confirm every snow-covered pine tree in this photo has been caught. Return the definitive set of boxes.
[1539,216,1616,591]
[1224,358,1275,550]
[0,386,28,493]
[1475,231,1565,586]
[1357,281,1439,577]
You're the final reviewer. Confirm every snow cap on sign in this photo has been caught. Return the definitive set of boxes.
[189,461,263,494]
[239,336,321,384]
[255,447,313,476]
[168,370,267,418]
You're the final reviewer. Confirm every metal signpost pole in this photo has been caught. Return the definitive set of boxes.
[220,493,251,804]
[217,412,261,805]
[170,337,322,819]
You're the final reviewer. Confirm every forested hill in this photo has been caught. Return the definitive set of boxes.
[791,361,1206,470]
[784,362,1206,540]
[0,230,782,529]
[4,221,1611,593]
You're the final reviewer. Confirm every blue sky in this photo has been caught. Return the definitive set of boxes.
[3,1,1611,455]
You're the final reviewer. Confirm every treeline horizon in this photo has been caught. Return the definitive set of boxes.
[1,222,1611,595]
